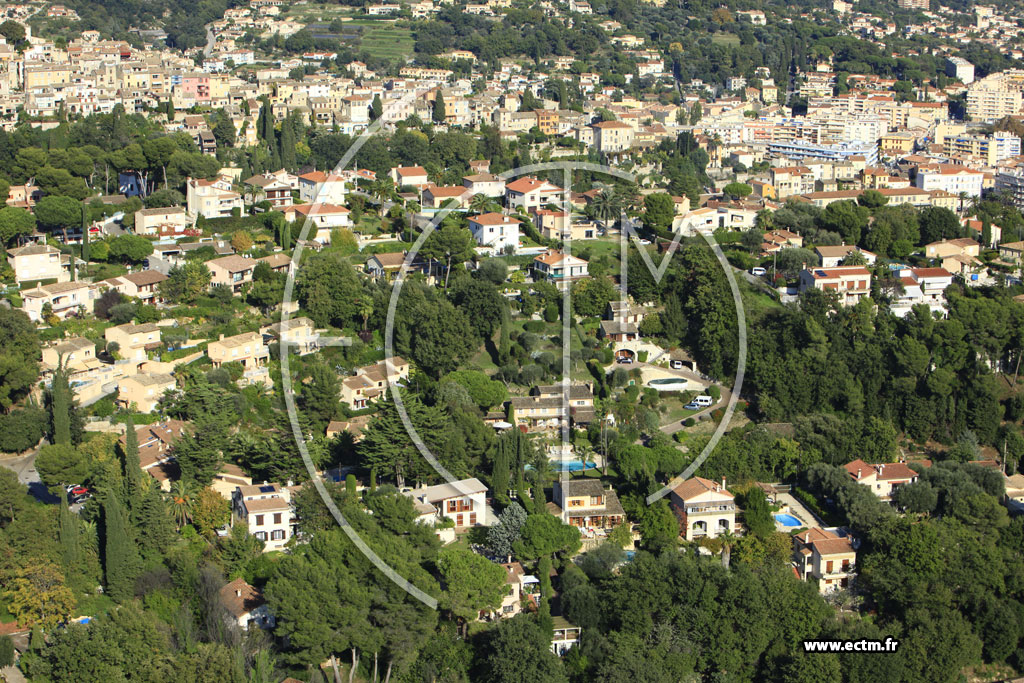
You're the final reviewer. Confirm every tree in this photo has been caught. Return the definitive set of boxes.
[0,20,25,45]
[370,94,383,122]
[103,491,141,601]
[643,192,675,233]
[819,200,869,245]
[0,308,39,411]
[858,189,888,209]
[0,206,36,245]
[638,500,679,550]
[486,502,528,559]
[437,547,507,634]
[192,487,229,537]
[303,363,340,431]
[121,414,144,505]
[432,93,446,123]
[3,561,75,630]
[439,370,508,411]
[919,206,961,244]
[34,195,82,242]
[160,261,211,304]
[484,615,568,683]
[35,444,88,490]
[512,514,581,561]
[723,182,752,199]
[49,361,73,446]
[108,234,154,263]
[168,480,195,530]
[212,116,236,149]
[421,223,474,290]
[230,230,253,253]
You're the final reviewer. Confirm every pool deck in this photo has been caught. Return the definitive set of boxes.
[774,491,826,531]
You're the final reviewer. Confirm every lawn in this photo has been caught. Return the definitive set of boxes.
[354,25,415,61]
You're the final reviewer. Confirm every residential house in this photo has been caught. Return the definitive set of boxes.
[7,243,69,283]
[297,171,347,204]
[798,265,872,307]
[134,206,190,236]
[599,320,639,343]
[468,212,520,253]
[505,177,567,212]
[282,203,351,240]
[186,175,244,219]
[260,317,320,355]
[101,270,168,304]
[243,174,293,208]
[41,337,96,371]
[404,477,488,528]
[551,616,582,656]
[669,476,737,541]
[219,578,275,630]
[390,165,430,188]
[762,229,804,255]
[116,373,176,413]
[365,251,410,279]
[340,357,410,409]
[843,459,918,501]
[121,420,192,490]
[532,209,597,240]
[887,267,954,317]
[532,250,588,289]
[793,528,857,593]
[207,255,257,294]
[462,173,505,198]
[105,322,162,362]
[550,479,625,532]
[925,237,981,260]
[257,252,291,274]
[815,244,877,268]
[21,281,97,321]
[232,483,293,551]
[421,184,470,209]
[207,332,270,387]
[494,562,536,618]
[999,240,1024,266]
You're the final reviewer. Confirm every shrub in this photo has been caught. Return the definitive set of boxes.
[543,304,559,323]
[637,350,648,362]
[707,385,721,400]
[0,635,14,667]
[683,418,696,427]
[523,320,546,333]
[0,406,47,453]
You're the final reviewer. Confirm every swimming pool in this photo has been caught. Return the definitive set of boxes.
[646,378,692,391]
[774,513,802,527]
[553,460,598,472]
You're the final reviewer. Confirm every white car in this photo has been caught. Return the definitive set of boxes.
[638,239,652,245]
[750,267,767,276]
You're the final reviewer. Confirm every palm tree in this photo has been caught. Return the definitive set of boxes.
[169,480,194,530]
[358,302,373,331]
[469,193,497,215]
[590,188,623,227]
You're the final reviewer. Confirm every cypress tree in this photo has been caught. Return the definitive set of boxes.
[103,491,141,602]
[122,413,144,509]
[432,93,446,123]
[136,486,174,559]
[51,361,71,446]
[80,205,89,267]
[280,118,296,170]
[491,437,510,504]
[370,94,383,121]
[59,500,80,572]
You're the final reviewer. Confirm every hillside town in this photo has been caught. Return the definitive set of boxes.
[2,0,1024,681]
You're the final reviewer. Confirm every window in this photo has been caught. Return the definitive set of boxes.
[826,560,834,573]
[589,496,604,506]
[255,514,264,526]
[273,513,282,524]
[254,531,267,541]
[271,530,285,541]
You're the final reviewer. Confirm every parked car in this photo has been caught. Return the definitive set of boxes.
[617,357,634,364]
[751,267,767,276]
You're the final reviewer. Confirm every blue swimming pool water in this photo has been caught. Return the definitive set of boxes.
[552,460,598,472]
[774,513,802,527]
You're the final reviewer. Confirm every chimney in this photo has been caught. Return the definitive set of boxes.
[721,477,726,491]
[235,588,242,597]
[219,333,225,341]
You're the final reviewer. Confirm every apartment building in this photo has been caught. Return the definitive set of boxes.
[590,120,635,153]
[21,281,97,321]
[914,164,984,198]
[967,70,1024,121]
[232,483,293,551]
[798,265,872,307]
[942,133,1020,165]
[669,477,737,542]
